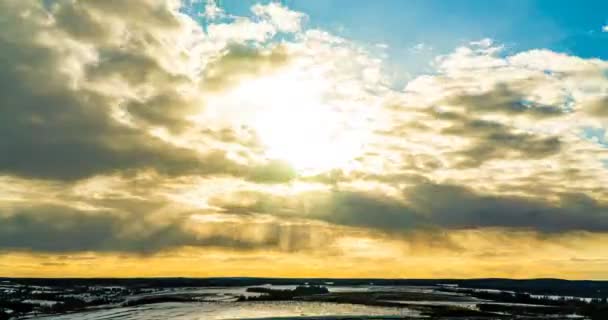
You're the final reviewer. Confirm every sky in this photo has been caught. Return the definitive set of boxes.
[0,0,607,279]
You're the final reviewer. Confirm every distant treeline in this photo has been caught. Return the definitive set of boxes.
[2,277,608,297]
[446,288,607,305]
[442,287,608,320]
[241,285,329,301]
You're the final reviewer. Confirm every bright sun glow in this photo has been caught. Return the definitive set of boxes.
[251,73,367,173]
[255,102,361,173]
[204,69,369,174]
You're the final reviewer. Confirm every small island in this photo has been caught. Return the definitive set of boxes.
[239,285,330,301]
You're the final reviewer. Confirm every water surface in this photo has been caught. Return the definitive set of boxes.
[38,301,420,320]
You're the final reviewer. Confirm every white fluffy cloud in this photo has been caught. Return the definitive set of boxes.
[252,2,306,33]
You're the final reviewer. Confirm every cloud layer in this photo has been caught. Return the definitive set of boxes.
[0,0,607,278]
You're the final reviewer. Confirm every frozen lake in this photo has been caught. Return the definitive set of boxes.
[36,301,419,320]
[19,284,593,320]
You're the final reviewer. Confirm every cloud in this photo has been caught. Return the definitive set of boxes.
[586,97,608,117]
[0,203,341,254]
[441,117,562,167]
[395,40,608,177]
[202,44,290,92]
[0,205,203,253]
[247,159,298,183]
[602,25,608,32]
[445,83,565,118]
[1,0,608,277]
[210,180,608,234]
[404,182,608,233]
[201,0,225,20]
[0,0,304,182]
[0,0,203,180]
[252,2,306,33]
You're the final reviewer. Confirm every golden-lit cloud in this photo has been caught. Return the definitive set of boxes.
[0,0,607,278]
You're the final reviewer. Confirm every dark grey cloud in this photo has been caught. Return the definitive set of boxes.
[0,47,199,180]
[404,183,608,233]
[202,43,290,91]
[0,204,331,253]
[313,191,424,232]
[379,98,562,169]
[247,160,297,183]
[122,92,198,133]
[0,1,298,182]
[0,1,204,180]
[86,49,188,87]
[52,0,112,42]
[81,0,182,30]
[213,181,608,234]
[586,96,608,117]
[446,83,565,118]
[0,205,225,253]
[442,118,561,167]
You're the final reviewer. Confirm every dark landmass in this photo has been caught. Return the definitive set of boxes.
[242,285,330,301]
[1,277,607,319]
[2,277,608,296]
[122,294,201,307]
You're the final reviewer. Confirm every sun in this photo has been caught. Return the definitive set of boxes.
[248,73,367,174]
[255,102,362,174]
[202,68,369,174]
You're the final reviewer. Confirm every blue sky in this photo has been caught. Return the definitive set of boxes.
[189,0,608,82]
[214,0,608,53]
